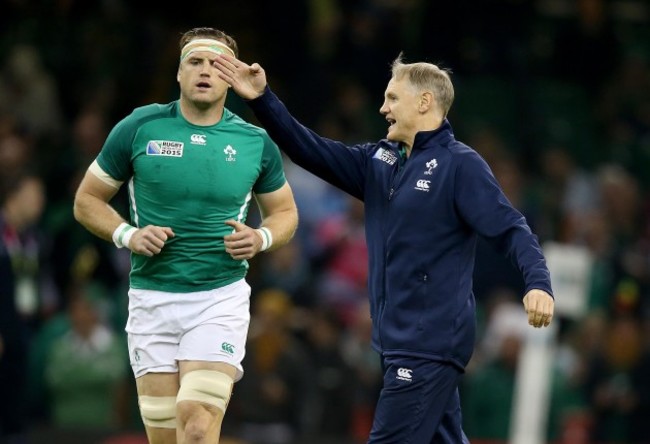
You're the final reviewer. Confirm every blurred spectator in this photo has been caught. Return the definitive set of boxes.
[303,307,355,440]
[340,300,381,443]
[330,76,384,143]
[536,145,599,244]
[40,106,128,314]
[0,131,33,178]
[47,106,111,202]
[463,295,584,442]
[282,156,349,258]
[595,165,650,315]
[228,289,317,444]
[41,163,127,312]
[255,238,315,307]
[583,313,650,443]
[306,0,343,63]
[462,298,528,441]
[474,292,529,366]
[597,164,643,244]
[0,44,64,138]
[0,171,47,442]
[580,210,618,312]
[312,196,368,326]
[43,284,128,430]
[598,53,650,188]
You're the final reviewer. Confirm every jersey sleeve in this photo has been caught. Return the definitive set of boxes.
[95,114,137,181]
[253,133,287,194]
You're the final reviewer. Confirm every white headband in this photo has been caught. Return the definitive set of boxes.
[180,38,235,62]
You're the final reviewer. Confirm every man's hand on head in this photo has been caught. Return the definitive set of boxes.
[212,54,267,100]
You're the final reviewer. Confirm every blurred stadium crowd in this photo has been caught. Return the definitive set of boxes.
[0,0,649,443]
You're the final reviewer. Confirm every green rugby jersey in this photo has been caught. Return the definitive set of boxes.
[96,101,287,292]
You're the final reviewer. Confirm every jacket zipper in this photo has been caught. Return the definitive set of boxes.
[379,147,408,348]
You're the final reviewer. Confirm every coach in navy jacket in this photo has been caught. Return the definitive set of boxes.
[215,53,555,444]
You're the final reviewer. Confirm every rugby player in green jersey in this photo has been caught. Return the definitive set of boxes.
[73,27,298,444]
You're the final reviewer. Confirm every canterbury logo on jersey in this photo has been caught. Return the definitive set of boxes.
[146,140,184,157]
[190,134,206,145]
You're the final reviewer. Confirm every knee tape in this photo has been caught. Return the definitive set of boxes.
[176,370,234,413]
[139,395,177,429]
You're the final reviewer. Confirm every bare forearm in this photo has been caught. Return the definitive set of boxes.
[260,207,298,251]
[73,192,128,243]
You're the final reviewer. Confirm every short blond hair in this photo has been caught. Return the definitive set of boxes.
[391,53,454,117]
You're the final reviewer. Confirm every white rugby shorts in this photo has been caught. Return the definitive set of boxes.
[125,279,251,380]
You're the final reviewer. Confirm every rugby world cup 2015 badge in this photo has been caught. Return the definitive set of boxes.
[373,147,398,165]
[146,140,184,157]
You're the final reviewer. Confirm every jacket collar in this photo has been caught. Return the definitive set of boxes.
[412,119,454,151]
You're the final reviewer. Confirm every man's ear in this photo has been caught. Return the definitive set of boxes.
[419,92,433,113]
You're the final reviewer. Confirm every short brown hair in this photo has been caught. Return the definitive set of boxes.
[179,27,239,58]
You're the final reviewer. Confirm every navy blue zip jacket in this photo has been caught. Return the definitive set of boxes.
[248,87,553,370]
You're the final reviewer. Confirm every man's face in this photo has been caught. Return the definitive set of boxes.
[177,51,229,107]
[379,77,421,144]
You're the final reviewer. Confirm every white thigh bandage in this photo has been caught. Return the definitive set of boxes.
[139,395,177,429]
[176,370,234,413]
